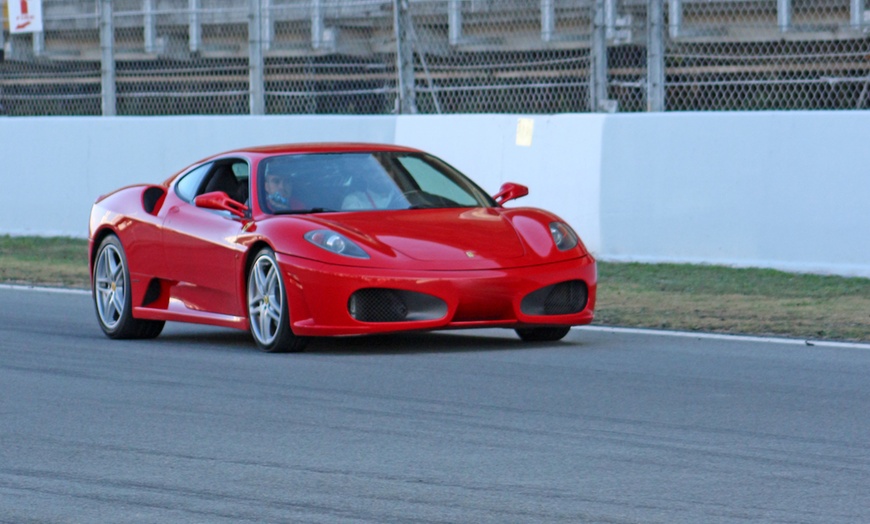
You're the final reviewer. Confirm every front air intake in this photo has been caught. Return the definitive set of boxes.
[348,289,447,323]
[521,280,588,316]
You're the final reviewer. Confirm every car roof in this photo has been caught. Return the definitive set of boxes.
[164,143,428,185]
[220,142,424,157]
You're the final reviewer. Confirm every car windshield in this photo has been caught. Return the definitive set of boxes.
[257,152,496,214]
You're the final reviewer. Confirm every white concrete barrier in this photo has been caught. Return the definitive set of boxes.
[395,114,605,254]
[0,115,395,237]
[1,111,868,277]
[599,111,870,277]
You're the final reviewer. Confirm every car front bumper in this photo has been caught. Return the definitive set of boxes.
[277,253,597,336]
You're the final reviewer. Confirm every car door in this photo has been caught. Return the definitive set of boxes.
[161,159,251,318]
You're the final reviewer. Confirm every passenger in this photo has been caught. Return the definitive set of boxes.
[342,172,400,210]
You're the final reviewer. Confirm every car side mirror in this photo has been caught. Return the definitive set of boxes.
[194,191,249,218]
[493,182,529,205]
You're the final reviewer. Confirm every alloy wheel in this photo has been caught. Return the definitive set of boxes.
[248,253,284,346]
[94,243,126,330]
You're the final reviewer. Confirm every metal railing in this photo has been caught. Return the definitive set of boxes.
[0,0,868,116]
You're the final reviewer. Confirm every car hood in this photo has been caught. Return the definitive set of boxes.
[258,207,585,270]
[324,208,527,262]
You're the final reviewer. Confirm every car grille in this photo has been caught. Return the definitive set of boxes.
[348,288,448,323]
[521,280,588,316]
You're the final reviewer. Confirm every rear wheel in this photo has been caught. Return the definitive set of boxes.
[93,235,164,339]
[247,248,308,353]
[515,326,572,342]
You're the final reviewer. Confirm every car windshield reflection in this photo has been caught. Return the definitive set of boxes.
[258,152,496,215]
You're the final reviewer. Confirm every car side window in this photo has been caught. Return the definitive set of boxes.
[230,161,250,203]
[198,160,249,203]
[175,163,212,202]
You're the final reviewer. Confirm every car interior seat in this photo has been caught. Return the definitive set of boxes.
[236,178,249,204]
[203,166,241,200]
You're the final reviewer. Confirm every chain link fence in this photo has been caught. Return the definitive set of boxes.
[113,0,250,114]
[0,0,102,115]
[0,0,868,116]
[666,0,870,110]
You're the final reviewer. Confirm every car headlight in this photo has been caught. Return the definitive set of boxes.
[304,230,370,258]
[549,222,579,251]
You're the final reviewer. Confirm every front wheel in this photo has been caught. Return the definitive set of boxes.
[515,326,572,342]
[92,235,164,339]
[247,248,308,353]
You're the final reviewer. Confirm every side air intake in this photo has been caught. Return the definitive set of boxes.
[142,186,167,215]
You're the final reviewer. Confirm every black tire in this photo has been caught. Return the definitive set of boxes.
[246,247,308,353]
[515,326,572,342]
[92,235,165,339]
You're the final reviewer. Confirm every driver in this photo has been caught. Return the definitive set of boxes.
[264,171,303,212]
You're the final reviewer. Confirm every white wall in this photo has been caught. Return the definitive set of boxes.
[0,116,395,236]
[395,114,605,254]
[1,112,868,277]
[600,112,870,277]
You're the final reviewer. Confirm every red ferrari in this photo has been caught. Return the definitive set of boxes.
[89,143,596,352]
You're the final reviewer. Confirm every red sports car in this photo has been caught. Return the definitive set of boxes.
[89,143,596,352]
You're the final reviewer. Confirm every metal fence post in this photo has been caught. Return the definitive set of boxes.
[262,0,272,51]
[312,0,325,48]
[100,0,116,116]
[448,0,462,45]
[851,0,864,29]
[669,0,682,39]
[590,0,609,112]
[0,7,5,58]
[541,0,555,42]
[144,0,157,53]
[604,0,616,39]
[646,0,665,111]
[778,0,792,32]
[189,0,201,53]
[248,0,265,115]
[393,0,417,114]
[33,31,45,56]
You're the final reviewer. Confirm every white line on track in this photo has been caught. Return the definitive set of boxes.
[0,283,90,295]
[3,283,868,350]
[576,325,870,350]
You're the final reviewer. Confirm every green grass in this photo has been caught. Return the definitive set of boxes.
[597,263,870,342]
[2,235,868,342]
[0,235,90,288]
[601,262,870,298]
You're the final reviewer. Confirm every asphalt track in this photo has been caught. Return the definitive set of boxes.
[2,286,869,523]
